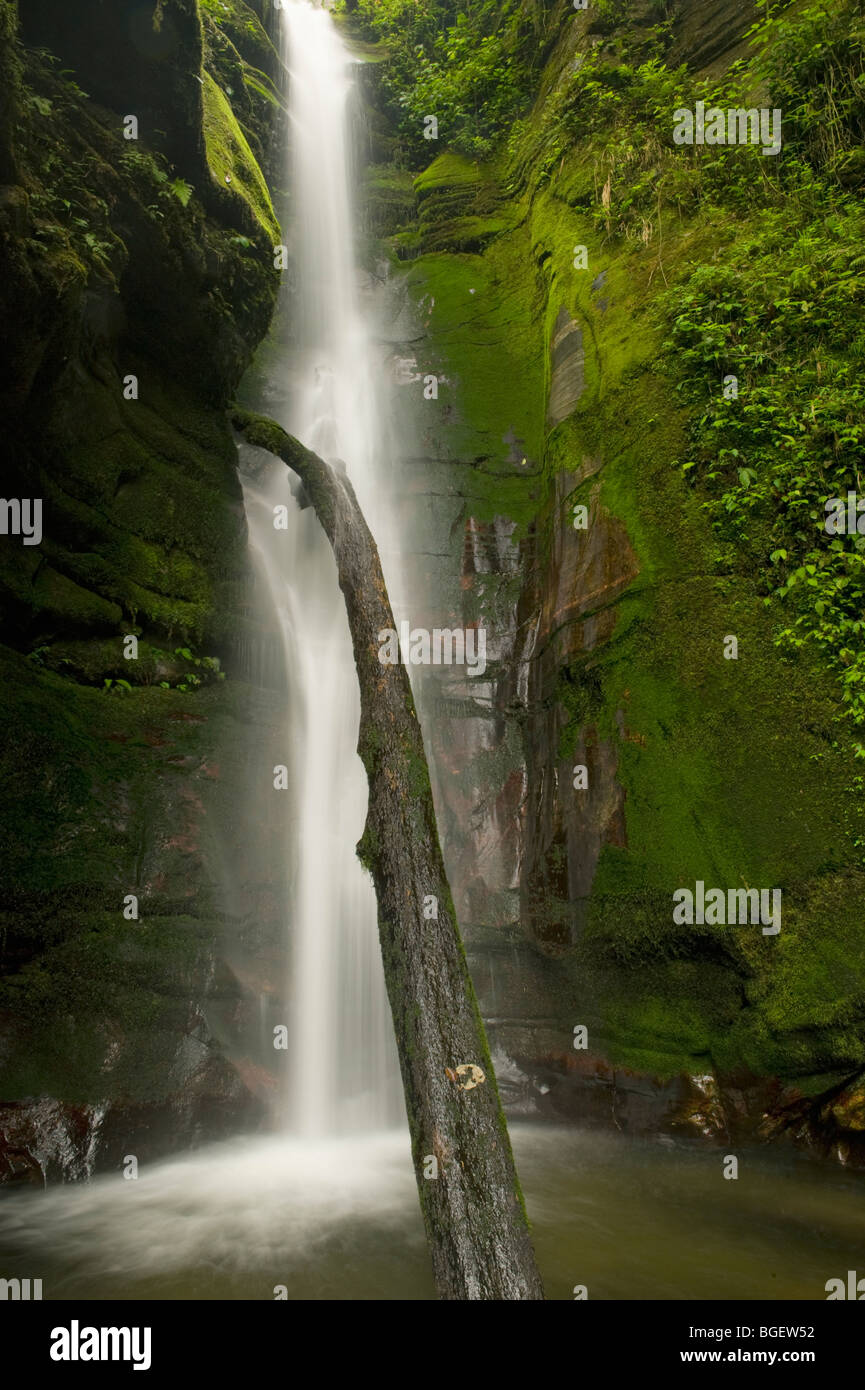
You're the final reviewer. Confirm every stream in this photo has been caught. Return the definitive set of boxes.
[1,1127,861,1300]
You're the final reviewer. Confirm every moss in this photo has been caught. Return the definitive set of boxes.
[200,0,276,73]
[201,0,283,167]
[413,153,489,197]
[231,404,287,453]
[356,820,380,875]
[1,365,248,648]
[369,0,865,1095]
[0,644,266,1105]
[521,193,865,1081]
[202,69,280,242]
[243,65,283,111]
[30,565,122,630]
[403,231,545,527]
[404,740,433,801]
[0,3,284,1120]
[363,164,416,237]
[0,909,211,1101]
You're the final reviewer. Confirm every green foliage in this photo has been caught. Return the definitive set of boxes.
[169,646,225,693]
[749,0,865,185]
[358,0,865,1078]
[403,18,523,160]
[506,0,865,752]
[168,177,193,207]
[344,0,539,162]
[513,0,863,236]
[657,0,865,743]
[100,646,225,695]
[102,677,133,695]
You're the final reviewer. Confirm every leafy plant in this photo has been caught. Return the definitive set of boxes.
[658,0,865,742]
[168,178,193,207]
[343,0,538,164]
[26,94,53,117]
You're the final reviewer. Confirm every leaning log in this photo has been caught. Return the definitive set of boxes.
[231,406,544,1301]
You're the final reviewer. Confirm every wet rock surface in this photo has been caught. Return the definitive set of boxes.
[0,0,285,1181]
[351,0,865,1172]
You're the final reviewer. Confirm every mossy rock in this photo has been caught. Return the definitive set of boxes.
[200,0,278,74]
[202,69,280,242]
[372,0,865,1098]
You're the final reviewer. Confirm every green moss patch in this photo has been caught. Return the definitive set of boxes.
[202,70,280,241]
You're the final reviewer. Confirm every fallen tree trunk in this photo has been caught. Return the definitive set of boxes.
[232,406,544,1301]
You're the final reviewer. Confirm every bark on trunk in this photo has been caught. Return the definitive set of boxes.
[231,406,544,1301]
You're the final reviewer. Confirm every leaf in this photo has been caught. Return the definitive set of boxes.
[169,178,193,208]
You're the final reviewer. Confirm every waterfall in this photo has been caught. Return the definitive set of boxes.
[241,0,404,1138]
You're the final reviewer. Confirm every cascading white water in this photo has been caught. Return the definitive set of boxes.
[0,2,426,1300]
[241,0,404,1137]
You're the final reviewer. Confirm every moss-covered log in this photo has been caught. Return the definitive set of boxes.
[231,406,544,1301]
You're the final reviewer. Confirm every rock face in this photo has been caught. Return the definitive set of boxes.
[0,0,286,1182]
[351,0,865,1165]
[21,0,209,183]
[547,308,584,428]
[518,468,637,946]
